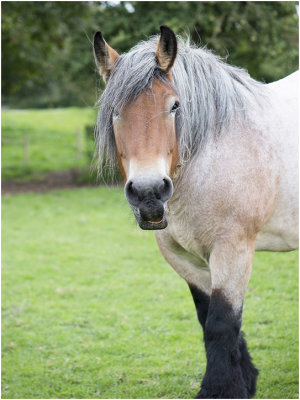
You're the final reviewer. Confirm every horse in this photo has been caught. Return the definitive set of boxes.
[93,26,298,398]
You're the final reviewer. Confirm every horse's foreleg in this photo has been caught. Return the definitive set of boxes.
[239,332,259,398]
[197,234,258,399]
[189,284,258,398]
[188,283,210,330]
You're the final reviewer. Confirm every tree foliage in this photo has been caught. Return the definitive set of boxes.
[2,1,298,108]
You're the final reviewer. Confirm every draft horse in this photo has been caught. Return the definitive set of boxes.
[93,26,298,398]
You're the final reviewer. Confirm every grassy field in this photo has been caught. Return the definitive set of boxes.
[2,108,97,181]
[2,187,298,399]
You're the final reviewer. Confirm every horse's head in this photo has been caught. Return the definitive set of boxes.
[94,26,179,230]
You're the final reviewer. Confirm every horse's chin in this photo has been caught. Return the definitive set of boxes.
[135,213,168,230]
[129,203,168,230]
[138,217,168,230]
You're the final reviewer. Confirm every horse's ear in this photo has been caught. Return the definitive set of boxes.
[93,31,120,83]
[156,25,177,74]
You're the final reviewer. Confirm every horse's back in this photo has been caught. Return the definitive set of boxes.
[267,71,298,135]
[255,72,299,251]
[267,70,298,95]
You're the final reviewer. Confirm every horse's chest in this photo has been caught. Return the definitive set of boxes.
[166,204,211,265]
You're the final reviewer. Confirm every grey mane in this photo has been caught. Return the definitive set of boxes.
[96,35,265,172]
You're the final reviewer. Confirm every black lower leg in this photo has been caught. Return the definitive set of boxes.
[188,283,210,329]
[197,289,247,399]
[188,285,258,398]
[239,333,259,397]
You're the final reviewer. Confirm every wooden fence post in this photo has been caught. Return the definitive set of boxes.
[24,133,29,166]
[77,129,82,161]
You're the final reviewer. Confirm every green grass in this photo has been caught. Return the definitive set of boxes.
[2,187,298,399]
[1,108,97,181]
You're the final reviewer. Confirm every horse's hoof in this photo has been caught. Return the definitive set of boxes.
[194,388,209,399]
[195,386,249,399]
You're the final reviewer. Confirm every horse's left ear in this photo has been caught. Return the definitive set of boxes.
[156,25,177,74]
[93,31,120,83]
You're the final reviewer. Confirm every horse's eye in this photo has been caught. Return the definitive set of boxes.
[170,101,180,114]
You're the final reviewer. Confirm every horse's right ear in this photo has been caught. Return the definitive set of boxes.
[93,31,120,83]
[156,25,177,74]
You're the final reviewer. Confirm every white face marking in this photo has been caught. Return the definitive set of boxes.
[127,157,169,182]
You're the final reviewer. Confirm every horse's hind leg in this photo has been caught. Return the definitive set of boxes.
[189,284,258,398]
[196,233,258,399]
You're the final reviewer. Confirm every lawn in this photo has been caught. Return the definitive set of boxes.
[1,108,97,181]
[2,187,299,399]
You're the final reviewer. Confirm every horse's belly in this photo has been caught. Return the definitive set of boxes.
[255,157,298,252]
[255,181,299,252]
[255,172,298,251]
[256,223,298,251]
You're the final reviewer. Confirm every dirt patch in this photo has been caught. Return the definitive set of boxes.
[2,169,99,195]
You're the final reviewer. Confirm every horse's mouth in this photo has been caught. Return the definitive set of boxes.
[138,215,168,230]
[132,206,168,230]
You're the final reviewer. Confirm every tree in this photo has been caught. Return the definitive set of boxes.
[2,1,298,108]
[100,1,299,82]
[2,2,99,107]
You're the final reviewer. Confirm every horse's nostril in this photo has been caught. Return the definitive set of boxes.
[160,177,173,202]
[126,181,134,197]
[128,181,134,195]
[163,178,170,190]
[125,180,140,206]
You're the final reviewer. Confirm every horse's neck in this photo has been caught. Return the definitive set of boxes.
[170,119,269,207]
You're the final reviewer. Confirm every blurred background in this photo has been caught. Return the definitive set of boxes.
[1,1,299,190]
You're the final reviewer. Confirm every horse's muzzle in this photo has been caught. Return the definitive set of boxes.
[125,176,173,230]
[134,200,168,230]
